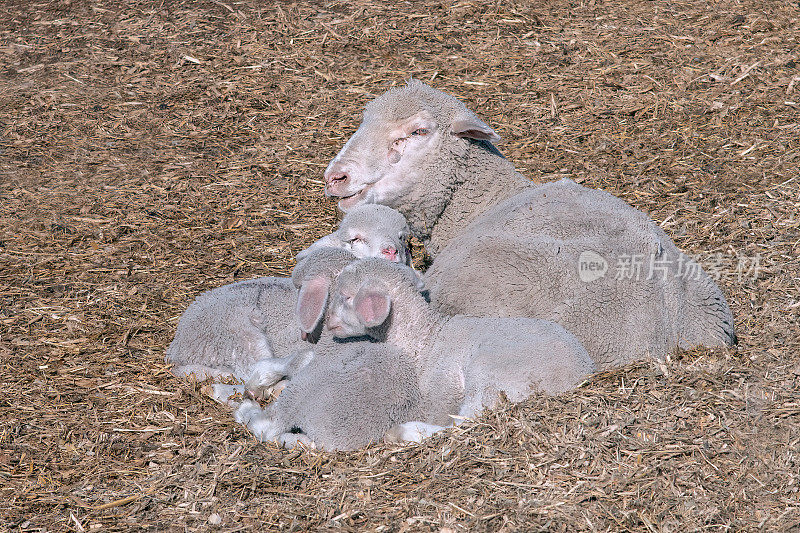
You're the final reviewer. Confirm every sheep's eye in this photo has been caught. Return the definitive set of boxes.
[411,128,429,136]
[349,235,364,244]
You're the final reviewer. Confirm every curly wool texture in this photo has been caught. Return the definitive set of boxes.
[425,178,736,368]
[330,259,596,428]
[166,247,358,380]
[165,276,298,380]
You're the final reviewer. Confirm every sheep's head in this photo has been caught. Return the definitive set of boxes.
[295,205,412,265]
[326,259,423,339]
[292,248,356,341]
[324,80,500,212]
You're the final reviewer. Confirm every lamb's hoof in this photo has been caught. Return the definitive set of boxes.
[279,433,316,450]
[385,422,445,443]
[234,400,262,425]
[245,388,259,401]
[245,358,288,393]
[246,378,287,402]
[271,379,287,398]
[202,383,245,406]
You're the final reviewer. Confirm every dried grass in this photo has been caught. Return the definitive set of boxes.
[1,0,799,530]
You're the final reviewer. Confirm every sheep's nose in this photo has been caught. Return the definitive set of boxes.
[382,247,399,262]
[324,170,348,186]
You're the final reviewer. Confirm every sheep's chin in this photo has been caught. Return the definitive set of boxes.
[327,324,346,338]
[337,185,372,210]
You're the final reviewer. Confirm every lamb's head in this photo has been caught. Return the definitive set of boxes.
[323,80,500,212]
[295,205,412,265]
[326,258,424,339]
[291,247,357,341]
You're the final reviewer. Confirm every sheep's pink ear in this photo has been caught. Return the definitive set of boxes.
[296,276,330,333]
[451,114,500,142]
[354,288,391,328]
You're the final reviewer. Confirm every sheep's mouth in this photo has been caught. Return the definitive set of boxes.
[337,185,371,209]
[326,324,346,338]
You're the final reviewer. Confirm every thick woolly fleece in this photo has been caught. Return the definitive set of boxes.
[166,204,412,381]
[328,80,736,369]
[166,247,358,381]
[425,178,736,369]
[329,259,596,428]
[236,340,423,450]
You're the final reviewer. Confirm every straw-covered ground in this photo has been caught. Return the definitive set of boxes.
[1,0,798,530]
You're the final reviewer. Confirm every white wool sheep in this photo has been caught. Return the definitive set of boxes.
[234,340,422,450]
[325,258,596,442]
[165,205,413,399]
[322,80,735,369]
[235,257,428,450]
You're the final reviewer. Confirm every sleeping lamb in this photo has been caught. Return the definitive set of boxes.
[235,253,428,450]
[296,203,411,264]
[324,258,596,441]
[166,247,356,403]
[234,339,423,450]
[322,80,736,369]
[165,205,411,393]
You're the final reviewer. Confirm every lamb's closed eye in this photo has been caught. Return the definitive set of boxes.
[295,204,411,265]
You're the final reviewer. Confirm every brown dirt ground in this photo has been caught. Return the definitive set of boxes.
[1,0,799,530]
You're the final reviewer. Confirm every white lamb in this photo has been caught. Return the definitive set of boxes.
[165,205,411,400]
[322,80,736,369]
[166,247,355,403]
[234,340,423,450]
[296,204,411,264]
[234,260,425,450]
[324,258,596,442]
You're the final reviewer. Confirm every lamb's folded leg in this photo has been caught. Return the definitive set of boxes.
[245,348,315,399]
[234,400,282,443]
[384,421,446,443]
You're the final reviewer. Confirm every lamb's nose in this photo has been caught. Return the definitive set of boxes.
[382,247,399,262]
[326,315,342,331]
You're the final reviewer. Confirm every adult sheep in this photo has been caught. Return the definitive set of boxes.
[322,80,735,369]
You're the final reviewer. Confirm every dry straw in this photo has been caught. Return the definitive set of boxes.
[1,0,798,530]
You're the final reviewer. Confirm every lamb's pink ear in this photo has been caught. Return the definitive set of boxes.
[354,288,391,328]
[296,276,330,333]
[451,113,500,143]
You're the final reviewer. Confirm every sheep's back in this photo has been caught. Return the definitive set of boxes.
[424,179,734,368]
